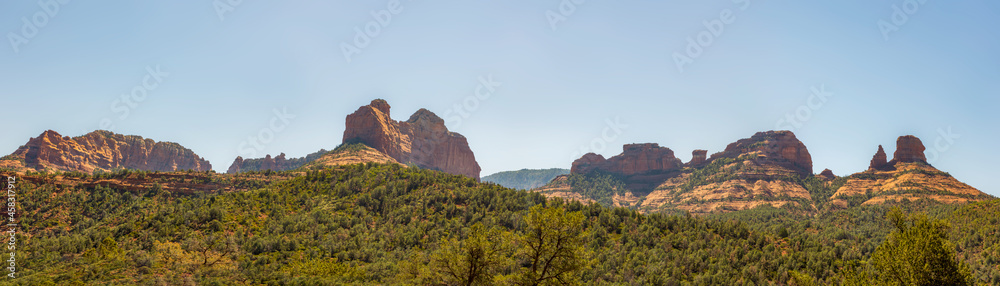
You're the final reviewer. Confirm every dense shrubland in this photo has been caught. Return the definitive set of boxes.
[1,163,994,285]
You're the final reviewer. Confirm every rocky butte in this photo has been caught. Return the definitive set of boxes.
[570,143,683,192]
[342,99,481,180]
[888,135,926,165]
[0,130,211,173]
[707,130,813,177]
[545,130,818,214]
[686,149,709,168]
[832,135,991,206]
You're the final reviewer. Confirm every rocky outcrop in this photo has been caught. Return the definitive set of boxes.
[1,130,211,173]
[571,143,683,176]
[553,131,817,214]
[570,153,606,174]
[342,99,481,179]
[570,143,684,193]
[889,135,927,164]
[709,130,813,177]
[544,131,989,214]
[818,169,836,180]
[831,135,991,206]
[832,162,991,206]
[869,145,890,170]
[227,149,328,173]
[686,150,708,168]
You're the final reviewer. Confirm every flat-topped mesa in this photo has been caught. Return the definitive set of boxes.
[571,143,684,176]
[342,99,481,180]
[869,145,890,170]
[570,143,684,193]
[708,130,813,177]
[889,135,927,165]
[686,149,708,168]
[3,130,211,173]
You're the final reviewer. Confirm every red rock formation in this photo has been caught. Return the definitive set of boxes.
[570,143,684,193]
[709,131,813,177]
[571,143,683,176]
[5,130,211,173]
[818,168,836,180]
[342,99,481,180]
[869,145,890,170]
[686,149,708,168]
[228,157,244,173]
[889,135,927,164]
[228,153,281,173]
[570,153,607,174]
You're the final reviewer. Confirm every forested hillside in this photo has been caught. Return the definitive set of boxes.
[3,163,996,285]
[482,168,569,190]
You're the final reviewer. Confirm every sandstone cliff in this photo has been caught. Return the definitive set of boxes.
[888,135,927,165]
[342,99,481,179]
[551,131,817,214]
[570,143,684,193]
[686,150,708,168]
[0,130,211,173]
[642,131,815,214]
[708,130,813,177]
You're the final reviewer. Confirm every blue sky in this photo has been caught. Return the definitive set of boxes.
[1,1,998,196]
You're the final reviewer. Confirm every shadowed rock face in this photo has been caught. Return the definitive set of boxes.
[889,135,927,165]
[571,143,685,193]
[342,99,481,180]
[3,130,211,173]
[571,143,683,176]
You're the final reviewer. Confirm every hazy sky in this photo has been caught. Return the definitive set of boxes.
[2,1,998,196]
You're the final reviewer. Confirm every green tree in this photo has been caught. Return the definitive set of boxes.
[517,204,590,286]
[429,223,516,286]
[843,207,974,286]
